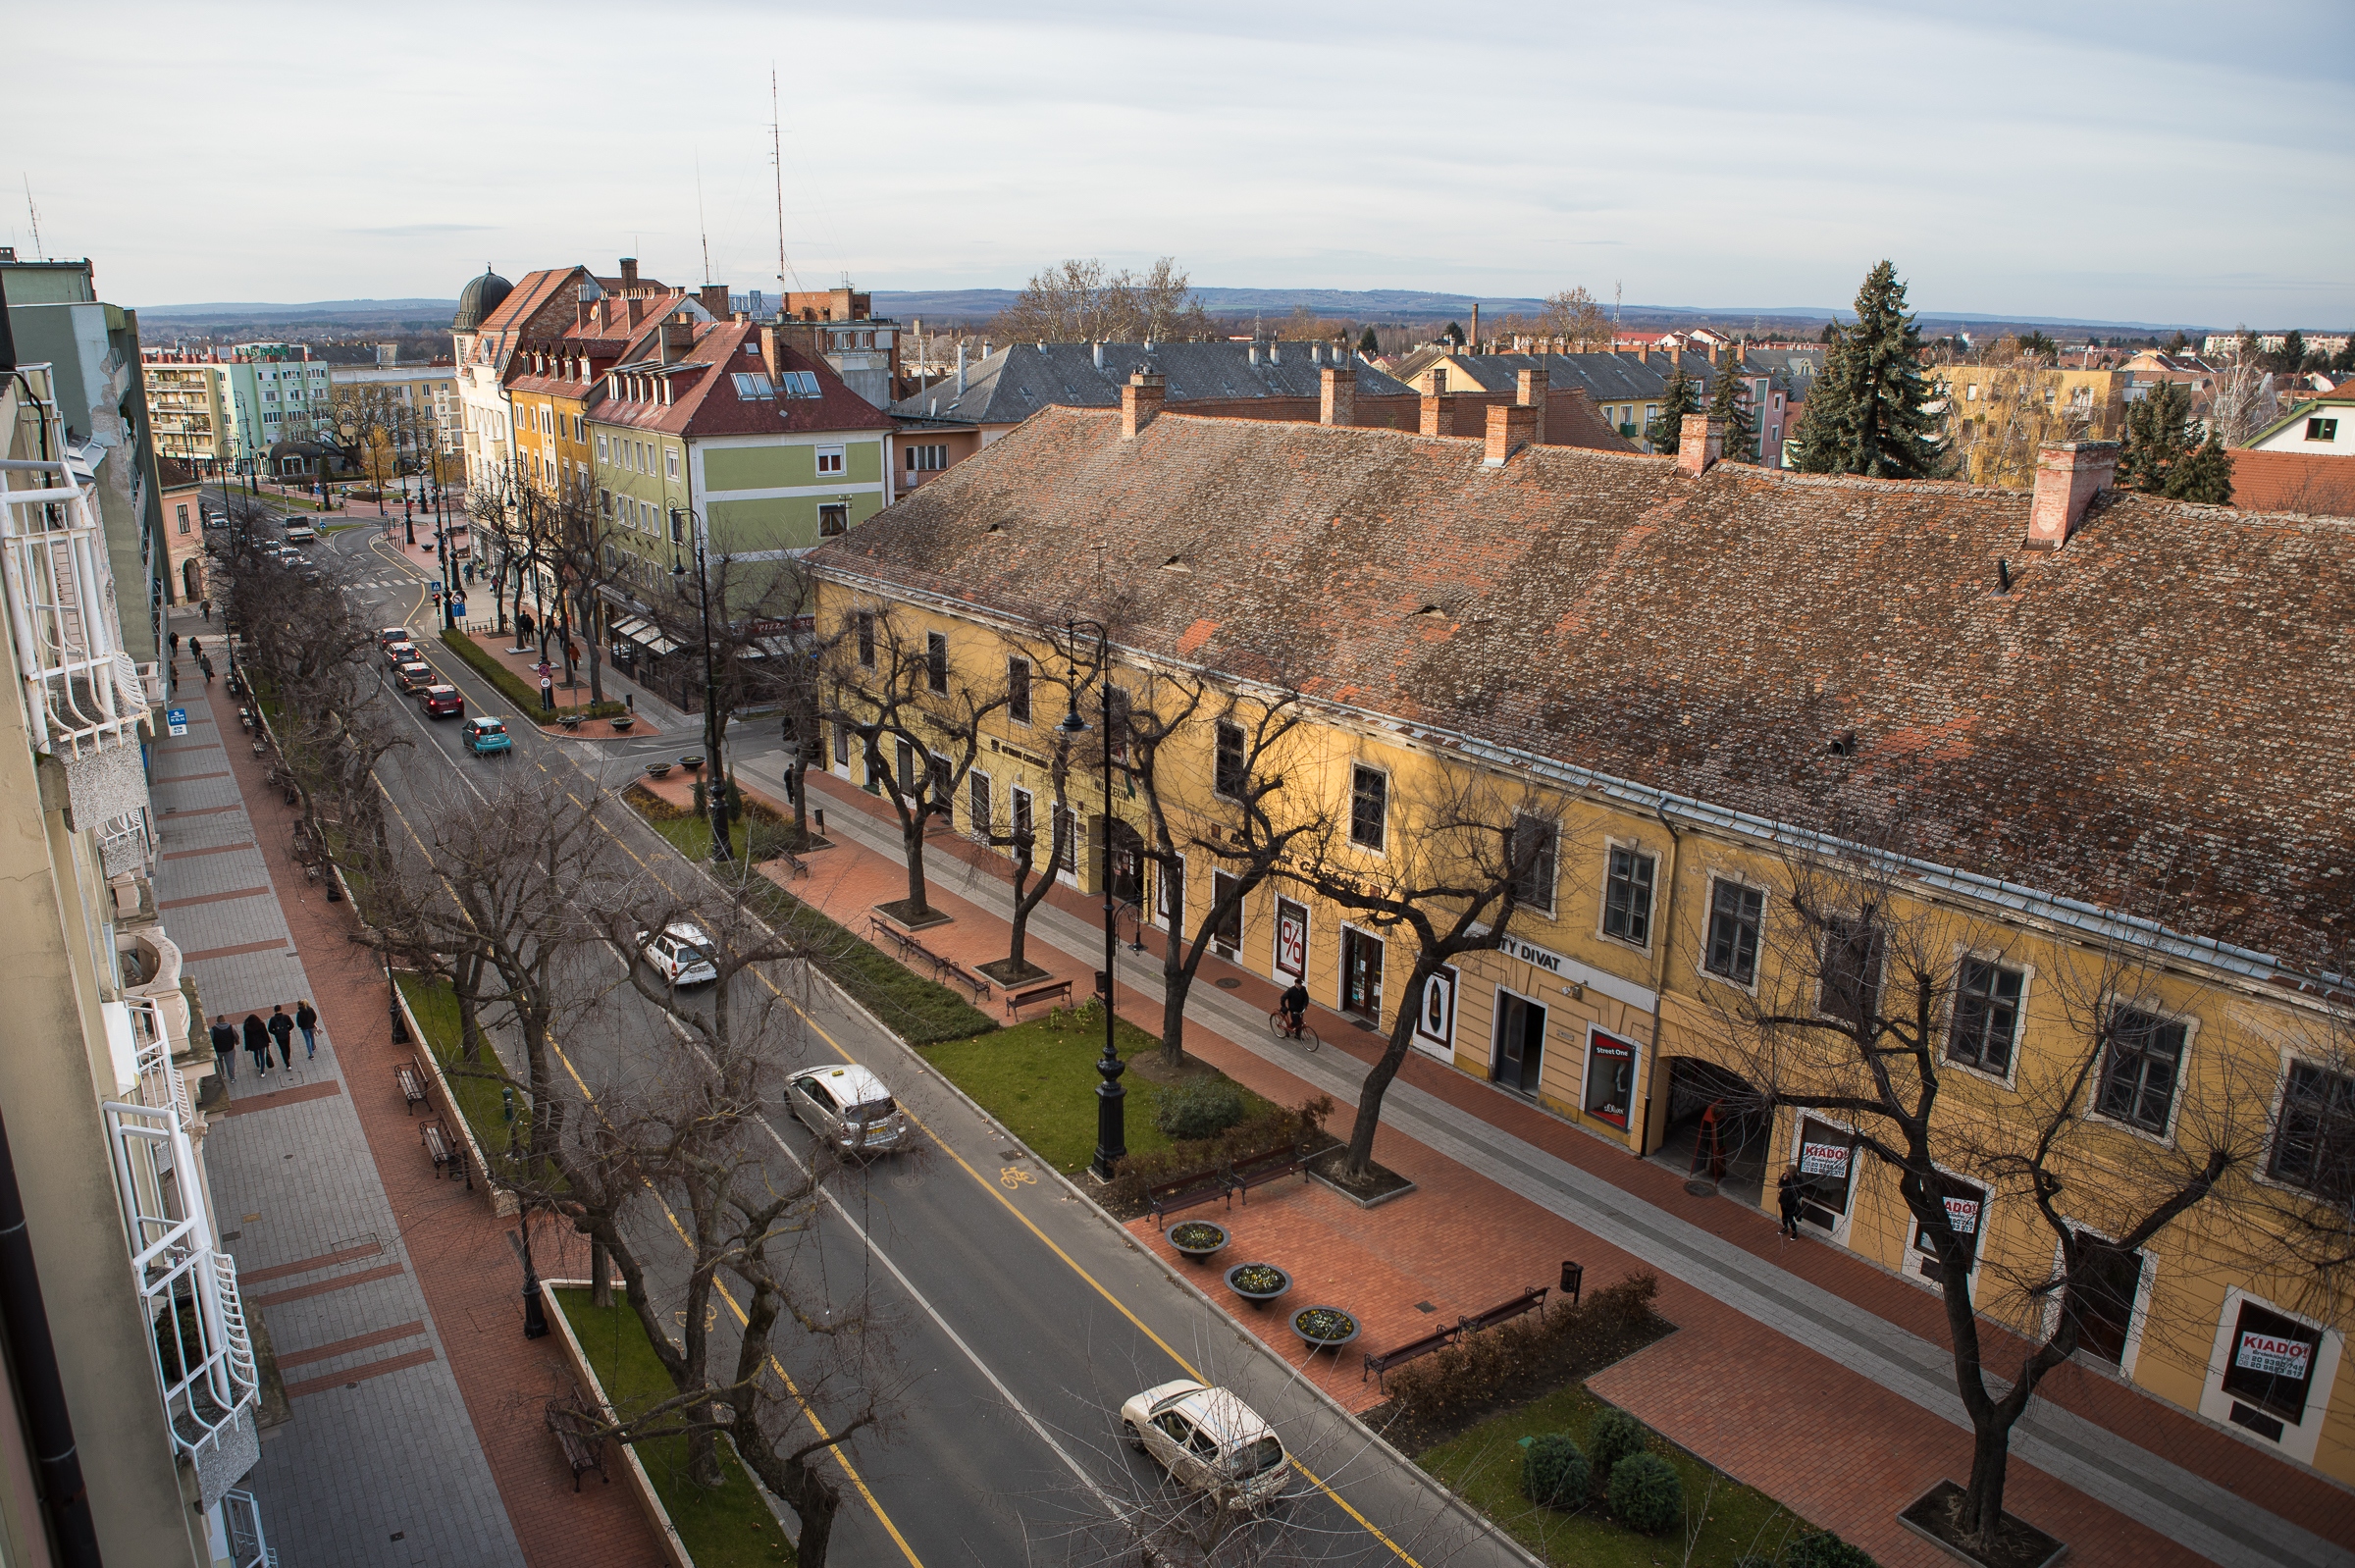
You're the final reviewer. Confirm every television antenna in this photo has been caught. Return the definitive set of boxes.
[770,69,804,300]
[695,153,712,287]
[23,177,43,260]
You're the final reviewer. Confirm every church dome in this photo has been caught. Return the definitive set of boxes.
[452,266,513,332]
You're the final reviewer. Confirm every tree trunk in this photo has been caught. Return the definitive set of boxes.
[584,594,604,705]
[1962,1418,2011,1548]
[588,1237,611,1308]
[1343,955,1443,1180]
[902,815,930,915]
[455,954,485,1064]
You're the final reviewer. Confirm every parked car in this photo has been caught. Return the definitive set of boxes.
[384,640,418,668]
[459,715,510,756]
[283,524,317,545]
[420,684,463,717]
[785,1064,908,1156]
[392,660,436,695]
[1120,1382,1290,1510]
[639,921,718,988]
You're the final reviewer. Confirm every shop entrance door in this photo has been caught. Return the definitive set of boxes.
[1341,929,1384,1022]
[1492,991,1545,1095]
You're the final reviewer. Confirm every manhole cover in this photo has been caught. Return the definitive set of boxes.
[891,1166,925,1190]
[1684,1180,1718,1197]
[1214,977,1242,989]
[999,1150,1021,1161]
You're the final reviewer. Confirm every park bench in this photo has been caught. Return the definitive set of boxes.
[868,915,920,962]
[419,1120,460,1179]
[544,1395,610,1492]
[903,936,991,1004]
[1230,1145,1315,1205]
[1459,1285,1548,1337]
[1005,977,1073,1019]
[394,1056,429,1115]
[1362,1323,1462,1387]
[558,713,582,731]
[1146,1172,1233,1224]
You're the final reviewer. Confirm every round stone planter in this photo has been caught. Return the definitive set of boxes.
[1290,1305,1360,1352]
[645,762,672,779]
[1165,1220,1230,1263]
[679,755,705,772]
[1225,1262,1291,1307]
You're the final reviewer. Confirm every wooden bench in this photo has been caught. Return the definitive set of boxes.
[1005,978,1073,1019]
[904,937,991,1004]
[1231,1146,1314,1205]
[1146,1174,1232,1224]
[1459,1285,1548,1337]
[868,915,920,962]
[1362,1323,1461,1387]
[420,1120,460,1179]
[394,1056,428,1116]
[544,1395,610,1492]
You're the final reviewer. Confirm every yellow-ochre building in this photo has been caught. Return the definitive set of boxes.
[808,388,2355,1486]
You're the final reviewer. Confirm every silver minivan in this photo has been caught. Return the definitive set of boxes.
[786,1064,907,1155]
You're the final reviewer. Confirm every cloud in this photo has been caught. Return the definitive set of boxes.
[346,224,498,237]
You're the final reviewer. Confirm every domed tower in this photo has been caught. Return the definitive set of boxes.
[449,265,512,370]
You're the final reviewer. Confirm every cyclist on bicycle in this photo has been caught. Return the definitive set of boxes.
[1279,981,1311,1036]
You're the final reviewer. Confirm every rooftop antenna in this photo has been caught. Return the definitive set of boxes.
[24,177,43,260]
[769,68,804,301]
[1613,280,1622,327]
[695,153,712,287]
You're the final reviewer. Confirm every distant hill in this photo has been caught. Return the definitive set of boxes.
[136,298,459,334]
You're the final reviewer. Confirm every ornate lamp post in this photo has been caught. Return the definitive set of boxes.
[1062,617,1125,1180]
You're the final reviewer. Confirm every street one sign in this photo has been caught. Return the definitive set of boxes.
[165,706,188,737]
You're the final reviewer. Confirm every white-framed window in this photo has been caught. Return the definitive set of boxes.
[2051,1227,2153,1377]
[906,444,948,472]
[1508,815,1557,915]
[1946,955,2028,1081]
[816,444,846,476]
[1210,870,1243,958]
[666,448,679,479]
[968,771,992,842]
[2198,1289,2343,1462]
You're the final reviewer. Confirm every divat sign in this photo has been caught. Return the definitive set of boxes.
[1499,935,1572,976]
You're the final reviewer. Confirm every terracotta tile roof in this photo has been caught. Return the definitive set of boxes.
[813,406,2355,971]
[2229,450,2355,516]
[594,319,893,440]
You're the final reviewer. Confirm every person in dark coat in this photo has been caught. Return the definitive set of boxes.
[200,654,216,686]
[209,1015,237,1081]
[267,1005,295,1070]
[1777,1164,1804,1239]
[295,999,319,1059]
[242,1013,271,1076]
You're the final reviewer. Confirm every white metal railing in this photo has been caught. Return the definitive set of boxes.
[222,1489,277,1568]
[100,1100,256,1458]
[0,391,144,758]
[127,995,194,1132]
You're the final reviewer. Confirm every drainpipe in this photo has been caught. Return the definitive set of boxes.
[0,1102,105,1566]
[1634,805,1684,1161]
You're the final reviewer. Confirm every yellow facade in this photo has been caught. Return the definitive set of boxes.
[810,574,2355,1484]
[1933,365,2128,488]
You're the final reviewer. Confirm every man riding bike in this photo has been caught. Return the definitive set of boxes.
[1279,981,1311,1036]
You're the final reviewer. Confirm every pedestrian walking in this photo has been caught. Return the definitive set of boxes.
[517,608,535,645]
[1777,1164,1804,1239]
[201,598,212,623]
[295,999,318,1060]
[209,1015,237,1082]
[267,1005,295,1070]
[170,631,181,659]
[189,636,203,663]
[200,655,215,687]
[241,1013,271,1077]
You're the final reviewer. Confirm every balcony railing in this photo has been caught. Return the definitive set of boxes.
[222,1489,277,1568]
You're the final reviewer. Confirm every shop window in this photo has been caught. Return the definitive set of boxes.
[2220,1300,2325,1434]
[832,719,850,766]
[1340,927,1384,1019]
[1158,859,1184,933]
[1414,965,1456,1051]
[896,739,917,795]
[1601,845,1655,946]
[2097,1007,2185,1134]
[1274,897,1309,981]
[1054,806,1077,874]
[1910,1176,1984,1286]
[1213,721,1245,798]
[2269,1061,2355,1199]
[1349,766,1387,851]
[1793,1117,1856,1229]
[1704,879,1764,985]
[1210,873,1244,957]
[1947,958,2025,1075]
[928,753,952,810]
[1583,1030,1637,1129]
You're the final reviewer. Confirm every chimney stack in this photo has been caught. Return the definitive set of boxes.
[619,256,640,288]
[1419,394,1458,438]
[956,341,968,394]
[1515,367,1547,416]
[1470,302,1481,351]
[1485,403,1539,466]
[1635,342,1649,363]
[1122,372,1165,439]
[1092,341,1105,370]
[700,283,730,317]
[2024,441,2119,550]
[1678,414,1725,476]
[1320,366,1354,427]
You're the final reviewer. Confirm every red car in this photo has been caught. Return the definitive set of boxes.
[420,684,463,717]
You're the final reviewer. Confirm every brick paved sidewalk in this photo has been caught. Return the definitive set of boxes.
[697,749,2353,1568]
[159,624,665,1568]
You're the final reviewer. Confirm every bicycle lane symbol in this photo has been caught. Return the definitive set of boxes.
[998,1165,1038,1190]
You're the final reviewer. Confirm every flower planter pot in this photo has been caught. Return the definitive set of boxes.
[1290,1305,1360,1352]
[1225,1262,1290,1307]
[1165,1220,1229,1262]
[646,763,672,779]
[679,756,705,772]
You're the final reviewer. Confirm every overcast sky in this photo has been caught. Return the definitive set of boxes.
[12,0,2350,326]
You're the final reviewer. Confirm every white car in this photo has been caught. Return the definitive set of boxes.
[786,1063,908,1155]
[639,921,718,987]
[283,524,317,545]
[1121,1381,1290,1509]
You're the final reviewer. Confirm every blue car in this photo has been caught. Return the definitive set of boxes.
[460,715,510,757]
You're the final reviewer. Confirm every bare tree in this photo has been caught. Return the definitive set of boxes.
[329,383,403,502]
[993,257,1214,342]
[2206,346,2276,447]
[1544,286,1612,352]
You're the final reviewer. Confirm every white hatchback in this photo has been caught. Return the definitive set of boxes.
[786,1063,908,1155]
[1121,1381,1290,1510]
[639,921,718,987]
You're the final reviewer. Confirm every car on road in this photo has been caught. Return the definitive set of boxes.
[378,626,415,650]
[384,640,419,668]
[639,921,719,988]
[392,660,436,694]
[785,1063,909,1156]
[420,684,463,717]
[1120,1382,1290,1510]
[459,715,510,756]
[283,524,317,545]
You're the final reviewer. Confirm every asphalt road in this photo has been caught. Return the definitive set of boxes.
[280,516,1530,1568]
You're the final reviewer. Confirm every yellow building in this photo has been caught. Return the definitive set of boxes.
[809,391,2355,1484]
[1932,363,2128,488]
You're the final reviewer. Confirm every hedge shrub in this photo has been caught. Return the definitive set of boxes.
[1785,1531,1878,1568]
[438,628,626,722]
[1520,1434,1589,1510]
[1381,1274,1665,1421]
[1607,1450,1683,1535]
[1105,1096,1333,1207]
[1154,1077,1249,1140]
[1587,1405,1649,1487]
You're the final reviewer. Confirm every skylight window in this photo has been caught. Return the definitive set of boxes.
[733,372,775,399]
[780,371,823,398]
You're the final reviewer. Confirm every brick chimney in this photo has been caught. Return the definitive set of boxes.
[699,283,729,317]
[1469,302,1481,351]
[1320,366,1354,427]
[1678,414,1725,476]
[1516,367,1547,416]
[2024,441,2119,550]
[1122,372,1165,439]
[1485,403,1539,467]
[619,257,640,288]
[1419,394,1459,438]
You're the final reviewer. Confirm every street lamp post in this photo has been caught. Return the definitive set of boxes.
[1061,617,1125,1181]
[670,507,731,865]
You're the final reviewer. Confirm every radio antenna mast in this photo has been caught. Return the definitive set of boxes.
[769,69,802,303]
[24,177,44,260]
[695,153,712,286]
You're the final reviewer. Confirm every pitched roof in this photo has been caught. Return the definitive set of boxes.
[2249,390,2355,447]
[2228,450,2355,515]
[814,406,2355,973]
[887,341,1412,425]
[594,319,892,441]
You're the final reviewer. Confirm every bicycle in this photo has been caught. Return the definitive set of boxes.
[1268,1010,1321,1053]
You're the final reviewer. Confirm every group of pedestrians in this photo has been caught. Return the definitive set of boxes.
[208,1001,319,1081]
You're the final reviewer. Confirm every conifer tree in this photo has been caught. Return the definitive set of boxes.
[2280,329,2307,372]
[1645,360,1698,453]
[1705,358,1755,461]
[1789,261,1945,479]
[1357,326,1380,356]
[2120,381,2233,503]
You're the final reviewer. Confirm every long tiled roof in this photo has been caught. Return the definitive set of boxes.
[813,405,2355,971]
[888,341,1412,425]
[595,319,892,440]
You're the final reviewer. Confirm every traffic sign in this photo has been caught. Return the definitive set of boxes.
[428,579,445,595]
[449,598,467,618]
[165,706,188,737]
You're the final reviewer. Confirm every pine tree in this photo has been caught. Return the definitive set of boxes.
[1705,358,1755,460]
[2166,330,2191,355]
[1645,361,1698,453]
[2172,432,2234,503]
[1357,326,1380,357]
[2120,381,2231,501]
[2281,330,2307,372]
[1787,261,1945,479]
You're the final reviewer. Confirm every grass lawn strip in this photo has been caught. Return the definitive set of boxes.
[393,972,528,1165]
[554,1287,796,1566]
[1416,1382,1815,1568]
[438,627,627,724]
